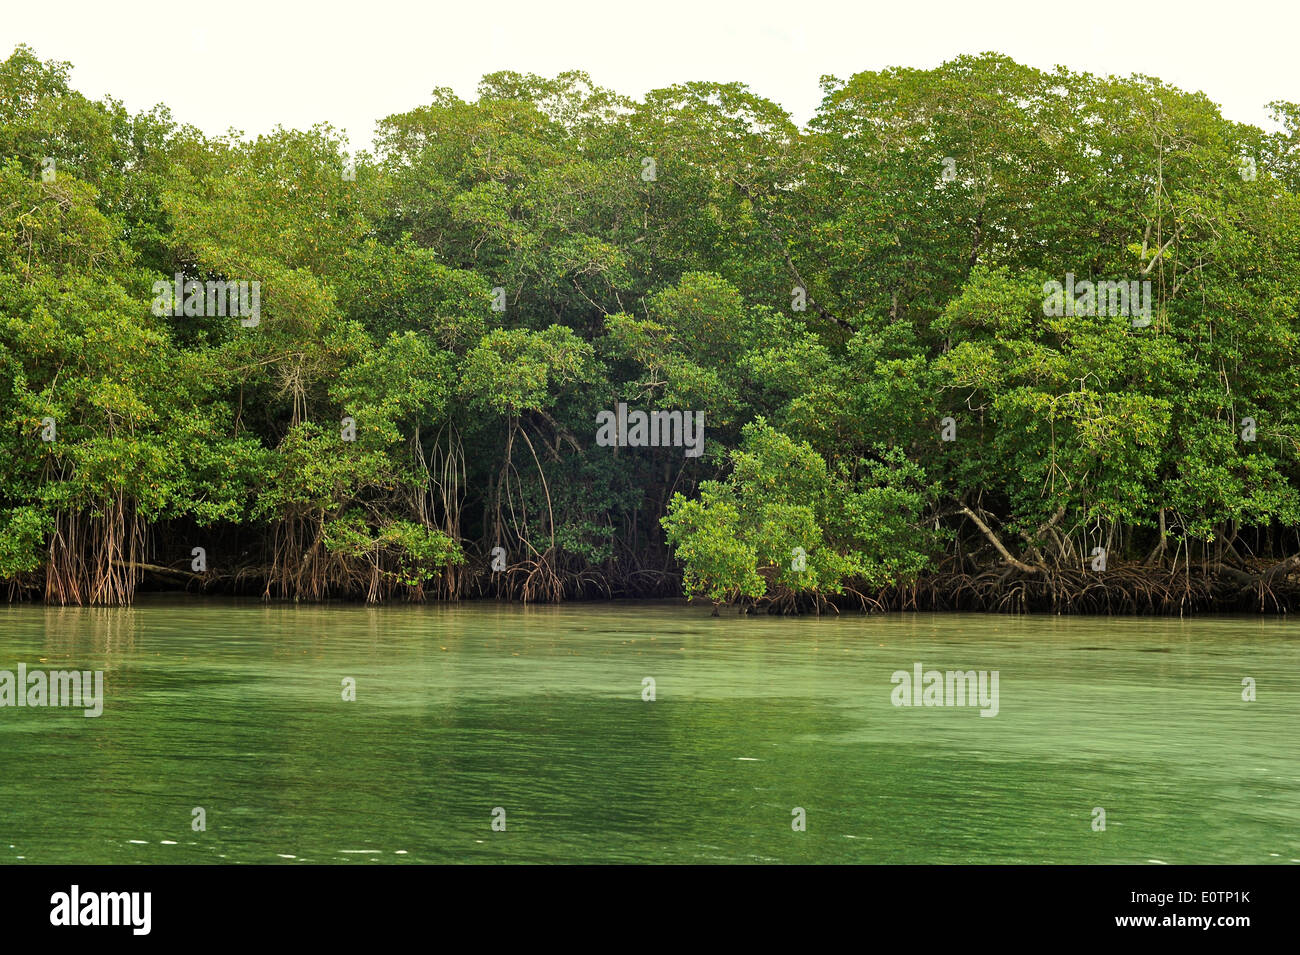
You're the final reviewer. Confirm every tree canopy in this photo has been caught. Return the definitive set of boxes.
[3,45,1299,612]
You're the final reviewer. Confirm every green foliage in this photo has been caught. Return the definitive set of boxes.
[324,512,463,588]
[460,326,594,415]
[663,422,932,606]
[3,44,1299,609]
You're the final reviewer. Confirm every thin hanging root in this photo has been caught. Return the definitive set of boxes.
[44,497,145,607]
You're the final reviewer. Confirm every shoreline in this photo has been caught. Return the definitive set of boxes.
[8,562,1299,616]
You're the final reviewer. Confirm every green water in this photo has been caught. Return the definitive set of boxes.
[0,598,1296,864]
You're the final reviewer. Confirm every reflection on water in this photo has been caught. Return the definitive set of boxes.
[1,599,1297,863]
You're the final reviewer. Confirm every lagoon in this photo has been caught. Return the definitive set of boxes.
[1,599,1297,864]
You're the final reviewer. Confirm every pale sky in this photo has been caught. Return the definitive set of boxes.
[2,0,1295,152]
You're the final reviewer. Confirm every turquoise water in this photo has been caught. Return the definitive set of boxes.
[1,599,1297,863]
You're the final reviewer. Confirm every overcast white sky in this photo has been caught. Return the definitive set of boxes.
[3,0,1295,151]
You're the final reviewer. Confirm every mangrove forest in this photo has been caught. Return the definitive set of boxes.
[3,45,1300,614]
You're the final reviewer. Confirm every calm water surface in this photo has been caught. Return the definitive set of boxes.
[1,599,1297,864]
